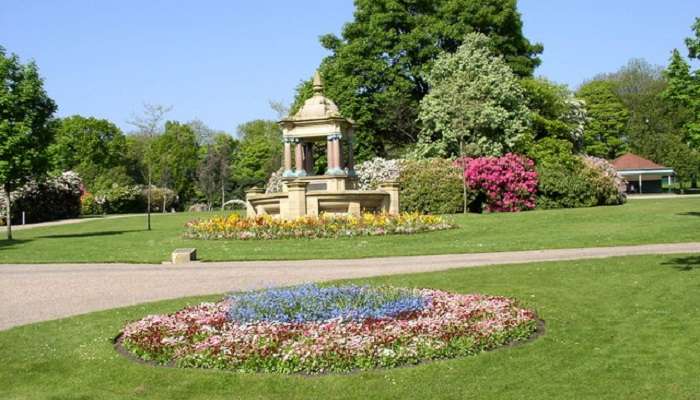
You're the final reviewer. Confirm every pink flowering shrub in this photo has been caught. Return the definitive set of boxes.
[120,287,537,374]
[456,154,538,212]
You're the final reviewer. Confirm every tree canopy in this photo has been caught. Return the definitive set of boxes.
[577,80,629,159]
[0,47,57,238]
[291,0,542,159]
[416,33,531,157]
[231,120,282,189]
[149,121,199,201]
[49,115,130,190]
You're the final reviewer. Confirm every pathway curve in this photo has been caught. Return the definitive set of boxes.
[1,242,699,331]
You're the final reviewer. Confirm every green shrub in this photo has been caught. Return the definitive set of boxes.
[99,185,145,214]
[80,192,103,215]
[536,156,626,209]
[399,158,469,214]
[536,160,598,209]
[149,187,177,212]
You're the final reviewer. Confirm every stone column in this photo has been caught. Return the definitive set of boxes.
[378,181,400,215]
[326,133,343,175]
[283,138,293,177]
[286,181,308,218]
[326,135,335,175]
[295,139,306,177]
[336,138,343,171]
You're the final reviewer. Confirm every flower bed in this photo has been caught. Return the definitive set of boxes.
[120,284,538,374]
[184,213,453,240]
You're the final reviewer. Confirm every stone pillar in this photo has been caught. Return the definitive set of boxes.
[283,138,294,177]
[348,202,361,217]
[326,135,335,175]
[379,181,400,215]
[347,133,355,176]
[286,181,308,218]
[295,140,306,177]
[326,133,343,175]
[245,187,265,217]
[336,138,343,170]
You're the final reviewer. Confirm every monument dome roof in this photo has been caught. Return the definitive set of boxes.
[292,71,341,120]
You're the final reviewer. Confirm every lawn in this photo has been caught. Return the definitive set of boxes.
[0,197,698,264]
[1,254,698,399]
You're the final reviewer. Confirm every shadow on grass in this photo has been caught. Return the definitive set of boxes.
[663,256,700,271]
[35,230,139,239]
[677,212,700,217]
[0,238,31,249]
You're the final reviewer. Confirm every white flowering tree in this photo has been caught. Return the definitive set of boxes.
[416,33,531,157]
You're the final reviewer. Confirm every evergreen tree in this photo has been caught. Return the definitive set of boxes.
[577,80,630,159]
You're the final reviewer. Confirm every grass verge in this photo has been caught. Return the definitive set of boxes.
[1,254,699,399]
[0,198,698,263]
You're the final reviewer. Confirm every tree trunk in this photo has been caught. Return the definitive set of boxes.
[162,188,167,213]
[221,179,225,212]
[147,169,152,230]
[4,187,12,240]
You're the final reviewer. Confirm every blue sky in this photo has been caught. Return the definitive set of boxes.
[1,1,698,134]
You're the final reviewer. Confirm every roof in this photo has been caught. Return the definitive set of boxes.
[612,153,669,171]
[289,71,341,121]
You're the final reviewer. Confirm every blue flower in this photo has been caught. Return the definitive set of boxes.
[227,284,427,323]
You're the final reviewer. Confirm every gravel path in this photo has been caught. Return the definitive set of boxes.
[9,214,140,231]
[1,242,698,331]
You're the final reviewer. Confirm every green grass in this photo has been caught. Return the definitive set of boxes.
[1,254,699,399]
[0,198,698,264]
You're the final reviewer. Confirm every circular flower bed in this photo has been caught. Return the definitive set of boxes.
[120,285,538,374]
[184,213,453,240]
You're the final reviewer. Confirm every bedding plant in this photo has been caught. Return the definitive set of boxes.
[184,212,453,240]
[120,284,538,374]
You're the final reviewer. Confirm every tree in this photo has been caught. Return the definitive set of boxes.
[231,120,282,190]
[520,77,586,151]
[49,115,130,190]
[577,80,629,159]
[291,0,542,158]
[416,33,531,158]
[0,47,57,239]
[150,121,199,205]
[127,103,171,230]
[187,119,229,146]
[663,50,700,148]
[197,133,237,210]
[662,18,700,186]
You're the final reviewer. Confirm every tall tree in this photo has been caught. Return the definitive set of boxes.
[0,47,57,239]
[416,33,531,158]
[231,120,282,190]
[127,103,171,230]
[197,133,237,210]
[291,0,542,158]
[49,115,131,190]
[663,50,700,148]
[577,80,630,159]
[150,121,199,204]
[520,77,586,151]
[661,18,700,186]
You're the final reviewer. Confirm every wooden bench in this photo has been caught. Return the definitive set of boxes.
[171,248,197,264]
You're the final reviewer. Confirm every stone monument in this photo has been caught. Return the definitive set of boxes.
[246,72,399,219]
